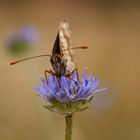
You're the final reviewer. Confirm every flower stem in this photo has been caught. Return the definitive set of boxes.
[65,115,73,140]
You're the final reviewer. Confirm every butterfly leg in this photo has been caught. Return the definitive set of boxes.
[70,68,79,81]
[44,70,61,86]
[65,69,79,85]
[65,75,79,95]
[44,70,54,83]
[66,68,79,81]
[56,76,61,87]
[65,75,77,84]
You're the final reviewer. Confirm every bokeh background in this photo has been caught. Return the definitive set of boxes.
[0,0,140,140]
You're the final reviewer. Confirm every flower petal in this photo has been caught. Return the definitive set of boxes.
[60,76,71,98]
[93,88,107,94]
[36,86,52,100]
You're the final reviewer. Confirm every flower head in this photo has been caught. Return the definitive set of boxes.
[6,27,38,54]
[18,27,38,43]
[36,69,106,115]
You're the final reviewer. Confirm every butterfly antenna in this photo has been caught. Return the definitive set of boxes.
[9,54,51,65]
[62,46,88,52]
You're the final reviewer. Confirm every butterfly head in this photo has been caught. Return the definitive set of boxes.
[50,54,67,77]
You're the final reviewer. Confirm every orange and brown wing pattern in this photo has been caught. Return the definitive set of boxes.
[59,20,76,74]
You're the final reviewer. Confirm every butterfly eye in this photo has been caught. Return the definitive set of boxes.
[56,56,61,63]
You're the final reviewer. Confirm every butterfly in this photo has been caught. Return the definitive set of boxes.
[50,20,82,78]
[10,20,88,81]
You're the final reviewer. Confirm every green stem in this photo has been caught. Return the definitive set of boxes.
[65,115,73,140]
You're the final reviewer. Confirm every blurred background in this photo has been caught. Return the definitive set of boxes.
[0,0,140,140]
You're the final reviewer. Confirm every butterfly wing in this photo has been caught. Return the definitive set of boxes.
[52,32,61,56]
[59,20,76,73]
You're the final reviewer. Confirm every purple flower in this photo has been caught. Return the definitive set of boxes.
[6,27,39,54]
[36,69,106,115]
[18,27,39,43]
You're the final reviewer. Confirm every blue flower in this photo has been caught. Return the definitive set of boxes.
[36,69,106,115]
